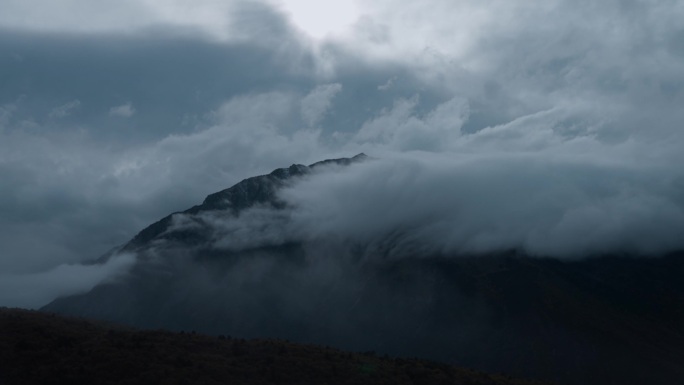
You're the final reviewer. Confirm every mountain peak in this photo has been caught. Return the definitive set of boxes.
[308,152,368,169]
[124,154,368,250]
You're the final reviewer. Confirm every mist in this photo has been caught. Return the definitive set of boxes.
[0,252,134,308]
[281,153,684,259]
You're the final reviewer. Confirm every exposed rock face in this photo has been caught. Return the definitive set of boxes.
[43,153,684,385]
[124,153,368,250]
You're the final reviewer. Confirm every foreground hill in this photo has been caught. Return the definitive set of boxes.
[0,308,548,385]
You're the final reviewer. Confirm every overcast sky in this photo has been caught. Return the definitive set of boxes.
[1,0,684,307]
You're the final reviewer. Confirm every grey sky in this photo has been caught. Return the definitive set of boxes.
[0,0,683,307]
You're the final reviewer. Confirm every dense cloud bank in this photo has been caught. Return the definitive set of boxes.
[288,157,684,258]
[1,0,684,306]
[169,151,683,260]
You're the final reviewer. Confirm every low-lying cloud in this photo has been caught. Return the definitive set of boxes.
[0,252,135,309]
[109,102,135,118]
[282,154,684,258]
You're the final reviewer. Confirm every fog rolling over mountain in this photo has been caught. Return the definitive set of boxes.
[44,155,684,385]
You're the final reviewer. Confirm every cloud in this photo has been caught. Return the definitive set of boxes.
[109,102,135,118]
[273,0,360,39]
[377,76,395,91]
[354,96,469,151]
[0,252,135,309]
[48,99,81,118]
[300,83,342,126]
[0,30,319,145]
[0,0,264,42]
[0,103,16,129]
[278,153,684,259]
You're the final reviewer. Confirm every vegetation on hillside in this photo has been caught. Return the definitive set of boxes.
[0,308,550,385]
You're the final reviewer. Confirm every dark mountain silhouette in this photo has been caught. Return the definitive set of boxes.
[42,155,684,385]
[0,308,549,385]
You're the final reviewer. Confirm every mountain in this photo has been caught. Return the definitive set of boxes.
[0,308,550,385]
[42,155,684,385]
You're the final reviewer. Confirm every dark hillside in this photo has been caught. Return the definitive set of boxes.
[0,308,548,385]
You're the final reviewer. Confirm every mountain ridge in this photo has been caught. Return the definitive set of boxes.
[124,153,368,250]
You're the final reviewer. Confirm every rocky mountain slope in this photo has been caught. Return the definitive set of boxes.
[122,153,369,250]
